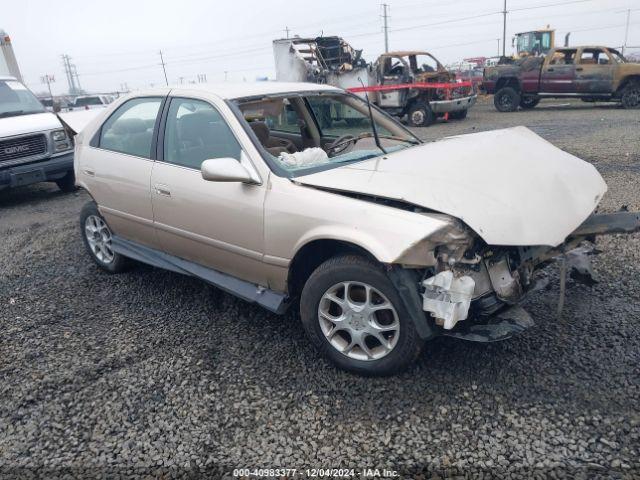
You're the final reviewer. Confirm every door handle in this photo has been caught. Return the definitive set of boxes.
[576,67,584,71]
[154,184,171,197]
[83,168,95,177]
[547,68,554,72]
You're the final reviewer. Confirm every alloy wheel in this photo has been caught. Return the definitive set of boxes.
[84,215,114,264]
[499,94,513,110]
[318,281,400,361]
[410,110,425,125]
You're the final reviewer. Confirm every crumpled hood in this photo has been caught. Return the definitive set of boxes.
[0,112,62,137]
[295,126,607,247]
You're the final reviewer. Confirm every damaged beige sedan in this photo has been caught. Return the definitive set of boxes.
[73,82,639,375]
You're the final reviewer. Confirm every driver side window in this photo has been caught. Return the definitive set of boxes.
[163,98,241,170]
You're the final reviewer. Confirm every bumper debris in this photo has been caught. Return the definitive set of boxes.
[422,271,475,330]
[442,305,535,342]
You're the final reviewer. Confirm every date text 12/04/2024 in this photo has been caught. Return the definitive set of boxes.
[232,468,399,478]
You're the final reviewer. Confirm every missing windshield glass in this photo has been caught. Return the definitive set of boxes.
[233,91,420,175]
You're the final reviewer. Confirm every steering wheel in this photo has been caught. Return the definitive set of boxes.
[327,134,357,157]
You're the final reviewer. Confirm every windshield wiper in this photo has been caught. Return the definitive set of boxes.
[358,77,386,155]
[372,133,420,145]
[0,110,25,118]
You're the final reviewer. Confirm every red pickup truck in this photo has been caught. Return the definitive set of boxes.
[483,46,640,111]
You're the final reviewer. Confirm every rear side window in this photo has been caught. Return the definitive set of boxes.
[163,98,241,169]
[580,49,609,65]
[99,97,162,158]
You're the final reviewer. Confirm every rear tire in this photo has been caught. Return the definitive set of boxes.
[621,83,640,109]
[494,87,520,112]
[55,171,77,193]
[80,201,129,273]
[519,95,540,109]
[407,101,435,127]
[300,255,424,376]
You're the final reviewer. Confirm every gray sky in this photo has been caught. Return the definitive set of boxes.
[4,0,639,95]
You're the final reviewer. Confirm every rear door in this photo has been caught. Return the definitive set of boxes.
[150,94,268,285]
[540,49,578,94]
[575,47,615,94]
[82,95,166,248]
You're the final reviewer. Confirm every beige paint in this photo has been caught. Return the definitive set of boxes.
[76,84,609,298]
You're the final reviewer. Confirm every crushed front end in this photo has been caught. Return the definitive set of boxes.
[392,211,640,343]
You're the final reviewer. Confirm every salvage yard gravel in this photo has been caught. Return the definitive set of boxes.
[0,99,638,478]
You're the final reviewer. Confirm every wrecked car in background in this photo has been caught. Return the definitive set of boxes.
[274,37,477,126]
[73,82,639,376]
[484,46,640,111]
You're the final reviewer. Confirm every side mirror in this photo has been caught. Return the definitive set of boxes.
[201,157,255,183]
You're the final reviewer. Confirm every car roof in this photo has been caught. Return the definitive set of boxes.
[0,75,18,81]
[552,45,616,50]
[381,51,436,57]
[165,82,341,100]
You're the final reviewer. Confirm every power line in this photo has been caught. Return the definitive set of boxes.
[510,0,594,12]
[159,50,169,86]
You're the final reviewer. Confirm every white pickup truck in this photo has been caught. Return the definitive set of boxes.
[0,76,76,192]
[0,30,78,192]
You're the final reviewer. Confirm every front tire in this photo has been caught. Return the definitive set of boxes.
[80,201,129,273]
[55,171,77,193]
[407,101,435,127]
[621,83,640,109]
[300,255,424,376]
[494,87,520,112]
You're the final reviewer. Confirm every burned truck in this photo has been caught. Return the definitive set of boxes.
[273,36,477,127]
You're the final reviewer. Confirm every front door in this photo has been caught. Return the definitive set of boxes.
[376,56,408,108]
[150,96,267,286]
[575,48,614,94]
[541,49,578,94]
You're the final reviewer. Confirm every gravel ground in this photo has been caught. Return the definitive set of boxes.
[0,99,639,479]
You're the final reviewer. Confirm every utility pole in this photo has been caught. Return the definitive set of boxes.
[61,54,79,95]
[497,39,500,57]
[284,26,290,39]
[382,3,390,53]
[502,0,507,58]
[159,50,169,86]
[622,9,631,56]
[71,63,82,92]
[224,71,228,81]
[41,74,54,98]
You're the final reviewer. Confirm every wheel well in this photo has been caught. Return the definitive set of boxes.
[287,239,378,298]
[618,75,640,92]
[496,77,520,92]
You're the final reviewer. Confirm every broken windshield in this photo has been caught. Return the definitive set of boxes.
[235,92,419,175]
